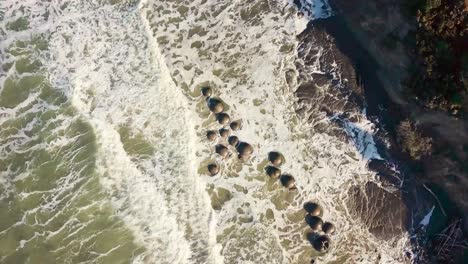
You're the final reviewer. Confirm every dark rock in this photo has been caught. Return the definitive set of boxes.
[303,202,323,216]
[322,222,335,235]
[207,163,219,176]
[305,215,323,231]
[216,113,230,125]
[215,144,229,159]
[207,98,224,113]
[219,128,230,138]
[280,174,295,189]
[265,166,281,179]
[206,130,217,141]
[237,142,253,157]
[230,120,242,131]
[367,159,402,187]
[201,87,212,97]
[305,230,316,242]
[313,235,330,252]
[268,151,284,166]
[228,136,239,146]
[346,181,408,240]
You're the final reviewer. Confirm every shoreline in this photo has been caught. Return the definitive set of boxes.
[295,0,467,262]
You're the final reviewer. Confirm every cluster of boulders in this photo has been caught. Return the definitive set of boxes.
[201,86,254,176]
[201,86,336,262]
[265,151,296,190]
[303,201,335,261]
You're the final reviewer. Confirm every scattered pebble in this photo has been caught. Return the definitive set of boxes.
[280,174,295,189]
[216,113,231,125]
[265,166,281,179]
[207,98,224,113]
[228,136,239,146]
[207,163,219,176]
[268,151,284,166]
[230,120,242,131]
[322,222,335,235]
[201,87,212,97]
[219,127,230,138]
[236,142,254,158]
[313,235,330,252]
[303,202,322,217]
[215,144,229,158]
[206,130,217,141]
[305,215,323,231]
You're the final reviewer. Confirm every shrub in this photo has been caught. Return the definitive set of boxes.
[397,119,433,160]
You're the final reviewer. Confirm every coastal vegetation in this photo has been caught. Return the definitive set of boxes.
[404,0,467,114]
[396,119,432,160]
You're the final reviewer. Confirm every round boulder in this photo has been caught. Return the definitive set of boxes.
[230,120,242,131]
[268,151,284,166]
[219,128,230,138]
[215,144,229,159]
[265,166,281,179]
[228,136,239,147]
[236,142,254,157]
[207,98,224,113]
[322,222,335,235]
[279,174,295,189]
[305,215,323,231]
[206,130,217,141]
[207,163,219,176]
[201,87,212,97]
[313,235,330,252]
[216,113,231,125]
[303,202,322,217]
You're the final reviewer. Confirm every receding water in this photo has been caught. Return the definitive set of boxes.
[1,0,412,263]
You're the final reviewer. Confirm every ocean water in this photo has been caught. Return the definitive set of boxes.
[1,0,412,263]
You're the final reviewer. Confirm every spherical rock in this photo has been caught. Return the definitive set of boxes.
[265,166,281,179]
[219,128,230,138]
[303,202,323,217]
[207,163,219,176]
[280,174,295,189]
[305,230,316,243]
[268,151,284,166]
[228,136,239,146]
[216,113,230,125]
[206,130,217,141]
[236,142,254,157]
[201,87,212,97]
[313,235,330,252]
[215,144,229,158]
[230,120,242,131]
[207,98,224,113]
[322,222,335,235]
[305,215,323,231]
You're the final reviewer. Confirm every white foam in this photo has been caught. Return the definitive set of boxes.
[4,0,414,263]
[291,0,333,20]
[40,1,218,263]
[141,0,411,263]
[419,206,435,227]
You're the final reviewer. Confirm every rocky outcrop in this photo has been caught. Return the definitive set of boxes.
[347,181,408,240]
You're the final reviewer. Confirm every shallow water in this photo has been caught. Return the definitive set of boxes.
[1,0,412,263]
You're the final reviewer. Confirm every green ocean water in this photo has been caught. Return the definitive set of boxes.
[0,35,144,264]
[1,0,427,263]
